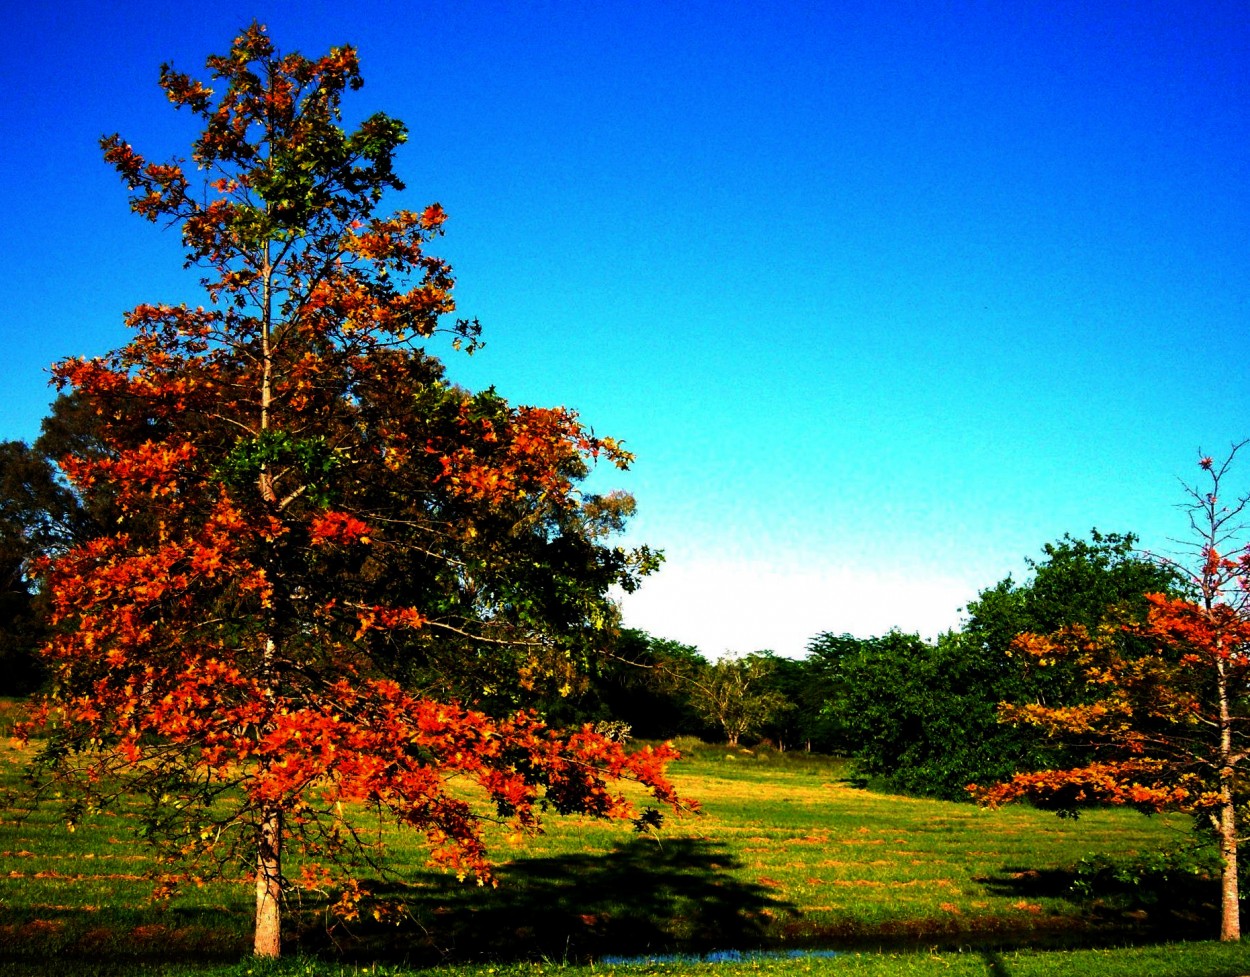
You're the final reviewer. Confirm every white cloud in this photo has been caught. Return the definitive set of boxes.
[617,557,971,658]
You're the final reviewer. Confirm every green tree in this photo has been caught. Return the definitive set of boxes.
[825,532,1183,799]
[963,530,1183,652]
[582,630,711,740]
[683,652,788,746]
[796,632,872,754]
[0,428,97,694]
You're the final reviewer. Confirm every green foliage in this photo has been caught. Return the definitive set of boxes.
[797,633,883,754]
[217,432,340,505]
[560,631,712,740]
[822,630,1046,799]
[820,531,1183,800]
[1069,845,1222,909]
[680,652,789,746]
[962,530,1182,646]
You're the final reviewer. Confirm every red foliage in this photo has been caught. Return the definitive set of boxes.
[27,23,684,956]
[971,592,1250,814]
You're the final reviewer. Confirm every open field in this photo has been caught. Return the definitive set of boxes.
[0,713,1241,975]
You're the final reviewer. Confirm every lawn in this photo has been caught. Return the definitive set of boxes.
[0,712,1237,975]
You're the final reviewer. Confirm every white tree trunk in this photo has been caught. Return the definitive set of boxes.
[1218,798,1240,941]
[1218,659,1241,941]
[254,805,283,957]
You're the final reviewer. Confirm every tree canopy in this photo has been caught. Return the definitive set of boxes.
[823,531,1183,799]
[23,25,681,958]
[975,449,1250,941]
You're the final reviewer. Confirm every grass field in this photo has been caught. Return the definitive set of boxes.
[1,707,1244,976]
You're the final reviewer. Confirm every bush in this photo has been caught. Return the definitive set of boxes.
[1070,845,1222,910]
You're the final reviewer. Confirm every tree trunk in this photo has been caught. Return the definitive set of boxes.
[254,241,282,958]
[1216,658,1240,941]
[254,804,283,957]
[1218,799,1240,941]
[253,622,282,956]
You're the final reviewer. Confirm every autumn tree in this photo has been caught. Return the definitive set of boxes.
[23,26,681,959]
[974,447,1250,942]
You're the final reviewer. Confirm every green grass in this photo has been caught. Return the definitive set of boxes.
[6,943,1250,977]
[0,721,1234,975]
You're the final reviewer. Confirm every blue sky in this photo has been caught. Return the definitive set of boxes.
[2,2,1247,656]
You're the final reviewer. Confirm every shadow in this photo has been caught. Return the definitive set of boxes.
[976,864,1218,943]
[2,846,1223,969]
[297,836,798,964]
[977,865,1083,900]
[0,905,251,975]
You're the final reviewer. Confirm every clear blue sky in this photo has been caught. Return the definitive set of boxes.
[2,2,1247,656]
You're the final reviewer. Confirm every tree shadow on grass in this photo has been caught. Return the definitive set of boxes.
[0,839,793,970]
[300,836,798,965]
[976,863,1219,943]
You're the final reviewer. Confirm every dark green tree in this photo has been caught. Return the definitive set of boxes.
[793,633,872,754]
[824,531,1184,799]
[0,444,50,694]
[581,630,712,740]
[0,425,95,694]
[963,530,1183,652]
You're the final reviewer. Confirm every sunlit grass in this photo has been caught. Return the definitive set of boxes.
[0,716,1225,974]
[6,943,1250,977]
[577,740,1198,944]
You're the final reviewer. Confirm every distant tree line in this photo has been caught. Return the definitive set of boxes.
[544,529,1183,800]
[0,399,1183,800]
[0,396,111,694]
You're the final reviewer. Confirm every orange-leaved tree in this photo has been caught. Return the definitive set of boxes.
[972,445,1250,941]
[22,25,682,958]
